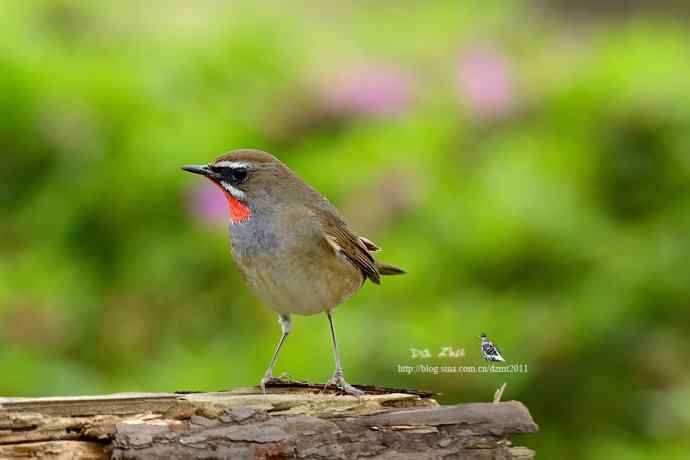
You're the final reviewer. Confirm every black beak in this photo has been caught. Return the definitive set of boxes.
[181,165,220,180]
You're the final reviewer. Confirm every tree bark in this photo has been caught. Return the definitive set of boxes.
[0,382,538,459]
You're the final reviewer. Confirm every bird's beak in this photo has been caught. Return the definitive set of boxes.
[181,165,220,180]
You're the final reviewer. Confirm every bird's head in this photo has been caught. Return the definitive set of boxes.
[182,149,295,224]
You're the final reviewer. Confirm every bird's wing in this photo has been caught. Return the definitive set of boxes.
[358,236,381,252]
[314,209,381,285]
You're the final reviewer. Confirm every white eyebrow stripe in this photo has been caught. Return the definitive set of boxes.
[214,161,251,169]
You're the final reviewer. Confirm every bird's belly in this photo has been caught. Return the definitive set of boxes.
[249,258,361,315]
[233,241,363,316]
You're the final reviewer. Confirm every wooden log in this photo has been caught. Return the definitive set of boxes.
[0,383,538,459]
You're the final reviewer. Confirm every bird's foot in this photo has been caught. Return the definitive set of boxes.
[260,372,292,394]
[324,371,364,397]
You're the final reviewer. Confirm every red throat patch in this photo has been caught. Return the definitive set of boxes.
[226,194,252,224]
[208,180,252,224]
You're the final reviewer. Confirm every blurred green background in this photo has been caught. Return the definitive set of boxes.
[2,1,690,458]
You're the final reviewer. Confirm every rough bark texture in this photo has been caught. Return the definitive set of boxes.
[0,382,538,459]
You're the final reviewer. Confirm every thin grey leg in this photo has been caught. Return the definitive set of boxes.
[260,314,292,393]
[325,310,364,396]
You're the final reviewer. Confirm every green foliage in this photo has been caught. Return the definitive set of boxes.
[1,1,690,458]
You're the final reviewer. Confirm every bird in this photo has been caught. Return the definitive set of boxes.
[182,149,405,396]
[480,333,505,363]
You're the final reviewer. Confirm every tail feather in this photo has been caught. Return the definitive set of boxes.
[377,262,406,276]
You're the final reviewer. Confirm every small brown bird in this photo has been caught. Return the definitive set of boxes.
[182,149,404,395]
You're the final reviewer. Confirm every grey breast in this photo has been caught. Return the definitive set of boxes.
[229,212,280,259]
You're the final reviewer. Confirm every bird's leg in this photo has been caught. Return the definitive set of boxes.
[260,314,292,393]
[324,310,364,396]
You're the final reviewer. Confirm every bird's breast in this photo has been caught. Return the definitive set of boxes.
[229,214,280,258]
[227,213,363,315]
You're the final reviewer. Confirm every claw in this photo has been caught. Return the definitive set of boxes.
[260,375,271,394]
[260,374,292,393]
[324,371,364,397]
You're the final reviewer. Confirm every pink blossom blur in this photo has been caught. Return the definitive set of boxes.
[187,182,227,226]
[456,44,515,120]
[321,65,414,117]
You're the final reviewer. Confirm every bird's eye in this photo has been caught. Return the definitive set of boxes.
[212,166,248,185]
[229,168,248,184]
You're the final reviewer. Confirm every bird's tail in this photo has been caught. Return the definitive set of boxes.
[377,262,406,276]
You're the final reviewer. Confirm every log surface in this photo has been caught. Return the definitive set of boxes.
[0,383,538,459]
